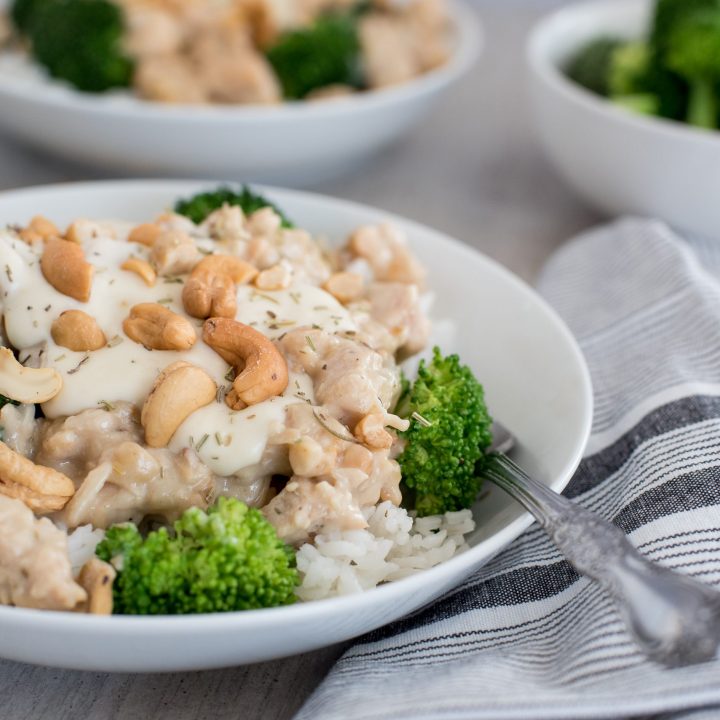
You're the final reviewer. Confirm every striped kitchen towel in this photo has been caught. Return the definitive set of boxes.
[294,218,720,720]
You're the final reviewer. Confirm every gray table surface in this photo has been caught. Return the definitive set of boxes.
[0,2,601,719]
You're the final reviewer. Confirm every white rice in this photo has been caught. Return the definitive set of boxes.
[66,525,106,576]
[296,503,476,601]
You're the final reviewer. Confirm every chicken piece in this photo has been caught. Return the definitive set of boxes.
[346,223,426,287]
[150,229,202,276]
[60,443,214,529]
[262,402,403,543]
[280,329,401,424]
[262,475,365,546]
[360,13,418,88]
[190,26,281,105]
[37,403,215,528]
[134,55,208,104]
[37,402,143,480]
[365,281,430,356]
[122,5,185,58]
[360,1,450,88]
[245,221,332,286]
[202,205,250,244]
[0,495,86,610]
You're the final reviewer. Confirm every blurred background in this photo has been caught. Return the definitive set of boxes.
[0,0,600,283]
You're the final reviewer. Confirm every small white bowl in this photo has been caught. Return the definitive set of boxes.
[528,0,720,239]
[0,2,480,185]
[0,180,592,672]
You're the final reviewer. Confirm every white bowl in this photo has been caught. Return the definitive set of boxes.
[0,3,480,185]
[0,180,592,672]
[528,0,720,239]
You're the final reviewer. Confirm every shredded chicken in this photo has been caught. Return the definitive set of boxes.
[262,402,402,544]
[0,495,85,610]
[38,404,216,528]
[280,328,401,424]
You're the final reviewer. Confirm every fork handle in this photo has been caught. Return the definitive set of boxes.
[484,453,720,666]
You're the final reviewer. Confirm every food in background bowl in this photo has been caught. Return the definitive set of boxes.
[2,0,451,104]
[565,0,720,130]
[0,185,494,616]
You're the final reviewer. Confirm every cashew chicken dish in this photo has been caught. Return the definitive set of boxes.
[1,0,452,105]
[0,186,493,615]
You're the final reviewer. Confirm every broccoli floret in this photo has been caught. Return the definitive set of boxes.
[96,498,299,615]
[650,0,718,58]
[666,9,720,128]
[175,186,294,227]
[27,0,133,93]
[395,348,493,517]
[608,41,652,96]
[265,11,363,100]
[10,0,46,34]
[566,37,624,96]
[604,41,661,116]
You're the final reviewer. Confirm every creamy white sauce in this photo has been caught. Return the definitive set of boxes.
[0,226,354,477]
[168,396,296,476]
[235,284,356,339]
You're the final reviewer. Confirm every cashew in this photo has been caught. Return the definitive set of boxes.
[123,303,197,351]
[0,440,75,513]
[40,237,94,302]
[51,310,107,352]
[128,222,162,247]
[254,263,292,291]
[19,215,60,244]
[323,272,364,304]
[141,361,217,447]
[183,255,258,319]
[354,413,394,449]
[77,557,116,615]
[150,229,200,276]
[203,317,288,409]
[121,257,157,286]
[0,347,62,403]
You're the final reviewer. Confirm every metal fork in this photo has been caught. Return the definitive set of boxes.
[482,424,720,667]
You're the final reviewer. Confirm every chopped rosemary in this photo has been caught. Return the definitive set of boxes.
[4,265,12,282]
[195,433,210,451]
[312,409,359,444]
[97,400,115,411]
[411,411,433,428]
[67,355,90,375]
[252,291,279,305]
[305,335,316,352]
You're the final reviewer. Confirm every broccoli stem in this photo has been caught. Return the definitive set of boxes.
[687,78,718,128]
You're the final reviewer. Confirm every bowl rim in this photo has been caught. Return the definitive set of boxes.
[526,0,720,145]
[0,179,593,636]
[0,1,482,123]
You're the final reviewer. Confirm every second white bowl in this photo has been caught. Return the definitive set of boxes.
[528,0,720,239]
[0,2,481,185]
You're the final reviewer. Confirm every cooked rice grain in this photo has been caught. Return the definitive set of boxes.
[296,503,475,601]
